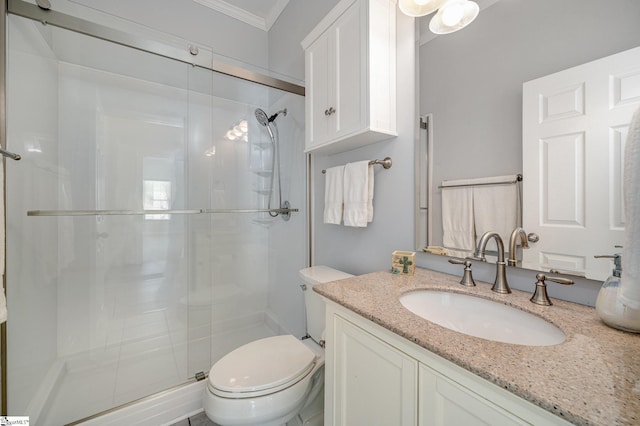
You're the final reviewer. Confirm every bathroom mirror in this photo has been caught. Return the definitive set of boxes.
[415,0,640,281]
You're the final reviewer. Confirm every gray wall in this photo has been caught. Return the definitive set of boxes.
[310,11,417,276]
[423,0,640,246]
[268,0,417,278]
[271,0,640,306]
[268,0,342,80]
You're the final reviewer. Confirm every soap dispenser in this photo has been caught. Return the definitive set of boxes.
[595,253,640,333]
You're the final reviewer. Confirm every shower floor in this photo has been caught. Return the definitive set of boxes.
[44,312,278,425]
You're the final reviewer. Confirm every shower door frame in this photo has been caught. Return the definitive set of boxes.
[0,0,7,414]
[0,0,307,417]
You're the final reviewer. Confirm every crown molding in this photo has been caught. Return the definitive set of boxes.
[194,0,289,32]
[264,0,289,30]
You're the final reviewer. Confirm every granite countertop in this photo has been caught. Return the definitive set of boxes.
[314,267,640,426]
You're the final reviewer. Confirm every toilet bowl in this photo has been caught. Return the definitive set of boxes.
[203,266,353,426]
[204,335,324,426]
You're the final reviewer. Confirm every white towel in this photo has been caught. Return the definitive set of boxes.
[473,176,519,252]
[367,164,374,223]
[441,185,475,252]
[620,106,640,309]
[343,161,371,227]
[323,165,344,225]
[0,160,6,324]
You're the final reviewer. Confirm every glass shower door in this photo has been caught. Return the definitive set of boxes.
[5,8,303,424]
[6,14,194,424]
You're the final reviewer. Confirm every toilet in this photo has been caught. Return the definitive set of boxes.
[203,266,353,426]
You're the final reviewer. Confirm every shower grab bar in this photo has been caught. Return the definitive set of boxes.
[438,174,522,189]
[27,207,299,217]
[321,157,392,174]
[0,147,21,160]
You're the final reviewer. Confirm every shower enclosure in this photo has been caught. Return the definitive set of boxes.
[3,2,307,424]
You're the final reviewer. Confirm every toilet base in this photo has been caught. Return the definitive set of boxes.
[287,381,324,426]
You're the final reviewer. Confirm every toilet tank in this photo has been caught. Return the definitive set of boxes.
[299,266,353,344]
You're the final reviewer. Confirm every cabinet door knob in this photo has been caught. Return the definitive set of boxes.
[325,107,336,116]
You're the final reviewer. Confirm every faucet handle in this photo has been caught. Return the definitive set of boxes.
[448,258,476,287]
[530,273,574,306]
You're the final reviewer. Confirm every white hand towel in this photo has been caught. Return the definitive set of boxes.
[473,176,519,252]
[441,185,475,252]
[0,159,6,324]
[323,165,345,225]
[343,161,370,227]
[367,164,374,223]
[621,106,640,309]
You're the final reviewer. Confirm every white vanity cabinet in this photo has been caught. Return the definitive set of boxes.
[331,310,417,425]
[301,0,397,154]
[325,302,571,426]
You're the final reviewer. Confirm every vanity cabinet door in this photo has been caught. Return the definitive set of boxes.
[419,364,526,426]
[332,315,418,426]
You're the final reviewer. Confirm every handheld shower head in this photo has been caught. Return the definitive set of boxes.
[255,108,270,127]
[253,107,290,220]
[255,108,275,141]
[255,108,287,126]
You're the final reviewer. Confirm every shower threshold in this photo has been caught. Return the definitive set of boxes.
[41,314,279,425]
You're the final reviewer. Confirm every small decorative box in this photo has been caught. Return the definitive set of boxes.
[391,251,416,275]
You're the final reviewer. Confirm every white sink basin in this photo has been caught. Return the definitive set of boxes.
[399,291,565,346]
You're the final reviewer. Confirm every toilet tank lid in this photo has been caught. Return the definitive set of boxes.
[299,266,354,285]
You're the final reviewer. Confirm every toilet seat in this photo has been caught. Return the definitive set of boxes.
[208,335,317,399]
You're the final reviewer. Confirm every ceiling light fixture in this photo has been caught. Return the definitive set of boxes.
[398,0,446,17]
[399,0,479,34]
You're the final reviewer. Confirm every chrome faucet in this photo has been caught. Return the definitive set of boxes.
[508,227,529,266]
[474,231,511,294]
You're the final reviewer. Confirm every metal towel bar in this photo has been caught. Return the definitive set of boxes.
[321,157,392,174]
[438,174,522,189]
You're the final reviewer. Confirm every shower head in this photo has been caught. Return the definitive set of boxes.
[255,108,288,126]
[255,108,270,127]
[255,108,275,141]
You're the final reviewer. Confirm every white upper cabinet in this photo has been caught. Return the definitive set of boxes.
[301,0,397,154]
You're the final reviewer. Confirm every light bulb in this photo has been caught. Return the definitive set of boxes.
[239,120,248,132]
[226,130,237,140]
[441,2,465,26]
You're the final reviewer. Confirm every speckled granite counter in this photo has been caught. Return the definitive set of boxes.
[314,267,640,426]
